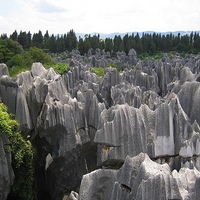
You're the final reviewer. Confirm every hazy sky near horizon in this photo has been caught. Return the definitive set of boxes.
[0,0,200,35]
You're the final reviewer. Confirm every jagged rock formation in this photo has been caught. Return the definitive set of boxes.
[74,153,200,200]
[0,133,14,200]
[53,48,138,69]
[1,52,200,199]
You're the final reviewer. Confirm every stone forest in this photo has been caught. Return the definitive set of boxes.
[1,30,200,199]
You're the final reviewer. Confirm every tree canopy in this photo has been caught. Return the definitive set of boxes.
[1,30,199,56]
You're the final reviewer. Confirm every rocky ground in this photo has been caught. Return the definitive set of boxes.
[1,50,200,199]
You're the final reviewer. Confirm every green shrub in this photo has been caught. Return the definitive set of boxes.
[0,103,35,200]
[28,47,55,66]
[105,63,122,72]
[9,65,30,78]
[48,62,69,75]
[8,47,56,77]
[92,64,122,77]
[91,67,105,77]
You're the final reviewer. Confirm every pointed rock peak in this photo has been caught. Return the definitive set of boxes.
[0,63,9,77]
[31,62,46,78]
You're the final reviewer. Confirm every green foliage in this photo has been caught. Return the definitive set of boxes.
[137,52,164,60]
[8,47,55,77]
[0,39,22,65]
[92,64,122,77]
[0,103,35,200]
[28,47,55,65]
[9,65,30,78]
[0,44,14,63]
[49,62,69,75]
[91,67,105,77]
[0,38,22,54]
[105,63,122,72]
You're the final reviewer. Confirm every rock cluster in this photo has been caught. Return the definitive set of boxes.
[52,48,138,69]
[76,153,200,200]
[1,52,200,199]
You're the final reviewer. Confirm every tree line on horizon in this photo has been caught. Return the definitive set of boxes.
[0,29,200,56]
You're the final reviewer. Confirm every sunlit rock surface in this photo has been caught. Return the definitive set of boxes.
[79,153,200,200]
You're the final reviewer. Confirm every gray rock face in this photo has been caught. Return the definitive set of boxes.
[0,133,14,200]
[94,94,200,166]
[177,81,200,125]
[0,63,97,199]
[79,169,117,200]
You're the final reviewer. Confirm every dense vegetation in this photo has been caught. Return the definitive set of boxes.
[0,37,70,77]
[0,103,35,200]
[1,29,200,56]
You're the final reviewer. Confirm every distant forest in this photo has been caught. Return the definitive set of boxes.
[1,29,200,56]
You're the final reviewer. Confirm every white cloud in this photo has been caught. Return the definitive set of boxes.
[0,0,200,35]
[35,0,67,13]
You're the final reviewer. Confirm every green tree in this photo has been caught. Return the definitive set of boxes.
[17,31,27,49]
[90,34,101,51]
[123,34,131,54]
[10,30,18,41]
[48,34,56,53]
[32,30,43,48]
[193,32,200,53]
[0,44,14,64]
[135,33,143,54]
[43,30,50,50]
[56,35,65,53]
[113,35,123,52]
[105,38,113,53]
[0,33,8,39]
[78,37,85,55]
[25,31,32,49]
[65,29,77,51]
[83,35,91,54]
[28,46,55,65]
[0,39,23,66]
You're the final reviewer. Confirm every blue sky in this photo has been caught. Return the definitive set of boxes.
[0,0,200,35]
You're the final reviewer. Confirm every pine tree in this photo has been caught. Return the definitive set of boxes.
[10,30,18,41]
